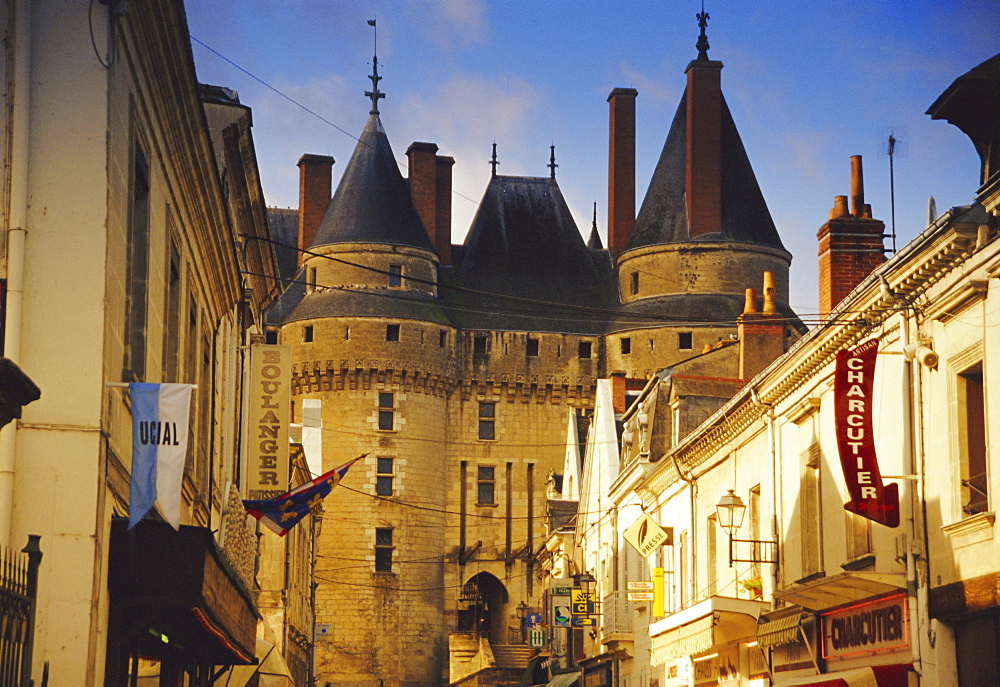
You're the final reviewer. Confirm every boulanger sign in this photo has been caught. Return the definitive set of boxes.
[833,339,899,527]
[821,594,908,660]
[247,344,291,498]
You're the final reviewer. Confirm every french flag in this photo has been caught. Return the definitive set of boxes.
[128,383,194,530]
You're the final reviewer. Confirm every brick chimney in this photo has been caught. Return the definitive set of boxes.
[435,155,455,265]
[407,143,453,264]
[607,88,637,257]
[738,272,785,379]
[685,58,723,238]
[818,156,886,316]
[297,154,334,264]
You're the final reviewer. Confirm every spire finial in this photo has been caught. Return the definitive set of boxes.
[548,144,558,179]
[696,2,710,60]
[490,142,498,177]
[364,19,385,115]
[592,202,597,231]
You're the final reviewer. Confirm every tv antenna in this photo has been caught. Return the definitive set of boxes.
[879,126,907,253]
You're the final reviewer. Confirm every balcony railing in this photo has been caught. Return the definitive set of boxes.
[602,590,633,637]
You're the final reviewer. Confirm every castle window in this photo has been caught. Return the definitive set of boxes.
[439,330,447,347]
[388,264,402,287]
[649,338,655,351]
[477,466,495,505]
[374,528,393,572]
[378,393,394,431]
[473,335,488,355]
[303,325,314,343]
[265,330,278,345]
[478,402,496,440]
[344,326,350,340]
[386,324,400,342]
[307,266,317,292]
[679,332,693,350]
[578,341,592,359]
[376,457,394,496]
[621,337,631,355]
[630,271,639,295]
[526,338,539,357]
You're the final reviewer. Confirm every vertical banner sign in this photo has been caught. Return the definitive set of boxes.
[834,339,899,527]
[652,567,665,618]
[248,344,291,499]
[551,579,573,628]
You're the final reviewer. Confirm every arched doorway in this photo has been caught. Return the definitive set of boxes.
[457,572,509,643]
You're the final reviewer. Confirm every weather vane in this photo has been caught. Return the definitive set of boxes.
[696,2,710,60]
[365,18,385,115]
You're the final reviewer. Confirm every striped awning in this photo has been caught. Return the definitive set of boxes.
[756,613,803,648]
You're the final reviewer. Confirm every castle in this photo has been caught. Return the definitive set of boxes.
[268,18,803,686]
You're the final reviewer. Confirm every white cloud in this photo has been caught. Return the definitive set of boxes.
[410,0,488,50]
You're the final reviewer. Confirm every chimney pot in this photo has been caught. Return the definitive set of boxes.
[832,195,850,219]
[743,288,758,315]
[850,155,865,217]
[762,271,777,315]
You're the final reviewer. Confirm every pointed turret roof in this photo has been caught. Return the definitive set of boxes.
[457,175,616,306]
[627,91,784,251]
[310,115,435,252]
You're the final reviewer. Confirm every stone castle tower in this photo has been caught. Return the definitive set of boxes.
[267,22,803,687]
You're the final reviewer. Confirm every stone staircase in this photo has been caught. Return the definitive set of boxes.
[491,644,536,670]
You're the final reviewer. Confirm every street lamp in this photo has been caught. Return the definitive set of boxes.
[573,571,596,595]
[715,489,777,568]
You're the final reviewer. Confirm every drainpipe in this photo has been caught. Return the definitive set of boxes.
[0,0,33,548]
[900,313,923,679]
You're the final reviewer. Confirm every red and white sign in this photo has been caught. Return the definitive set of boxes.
[822,594,908,660]
[834,339,899,527]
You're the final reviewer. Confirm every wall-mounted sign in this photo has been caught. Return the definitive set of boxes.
[627,592,654,601]
[834,339,899,527]
[627,581,654,591]
[821,594,908,660]
[623,513,673,557]
[247,345,291,499]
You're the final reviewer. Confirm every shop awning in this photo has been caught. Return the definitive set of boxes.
[545,671,581,687]
[109,518,259,665]
[215,639,294,686]
[773,573,905,611]
[774,664,909,687]
[757,613,803,648]
[650,596,767,660]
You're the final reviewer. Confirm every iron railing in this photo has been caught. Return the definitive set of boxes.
[0,535,42,687]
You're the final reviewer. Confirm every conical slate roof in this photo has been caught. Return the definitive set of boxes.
[449,175,618,332]
[459,176,616,299]
[311,114,435,252]
[627,92,785,251]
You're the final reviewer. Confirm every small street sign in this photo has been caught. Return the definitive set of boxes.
[627,592,655,601]
[529,629,546,647]
[627,581,654,591]
[571,616,595,627]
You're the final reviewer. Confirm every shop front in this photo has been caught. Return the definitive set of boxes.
[769,574,914,687]
[104,518,260,686]
[650,597,767,687]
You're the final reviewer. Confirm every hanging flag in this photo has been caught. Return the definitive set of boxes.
[243,454,366,536]
[128,383,194,530]
[834,339,899,527]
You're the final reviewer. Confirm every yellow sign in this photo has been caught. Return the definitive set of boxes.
[653,567,664,618]
[623,513,673,558]
[247,345,291,498]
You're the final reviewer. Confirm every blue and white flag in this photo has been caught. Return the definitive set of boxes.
[128,383,194,530]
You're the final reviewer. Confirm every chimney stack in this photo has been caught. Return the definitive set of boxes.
[297,154,334,264]
[817,156,887,317]
[607,88,638,257]
[407,142,454,264]
[435,155,455,265]
[685,57,723,238]
[738,271,785,379]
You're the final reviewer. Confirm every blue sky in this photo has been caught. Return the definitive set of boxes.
[186,0,998,316]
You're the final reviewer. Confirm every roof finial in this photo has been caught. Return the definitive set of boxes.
[592,202,598,230]
[696,2,710,61]
[365,19,385,115]
[548,144,558,179]
[490,142,499,176]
